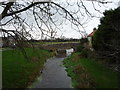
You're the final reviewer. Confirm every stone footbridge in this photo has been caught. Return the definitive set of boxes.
[34,43,80,51]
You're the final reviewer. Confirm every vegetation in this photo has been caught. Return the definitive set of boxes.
[63,7,120,88]
[2,48,54,88]
[63,53,120,88]
[79,38,88,45]
[31,41,80,45]
[76,45,84,52]
[0,0,109,43]
[92,7,120,68]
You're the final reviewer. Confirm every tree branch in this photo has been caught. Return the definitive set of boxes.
[0,2,14,20]
[3,1,51,18]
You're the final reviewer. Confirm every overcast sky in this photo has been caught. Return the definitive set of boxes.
[57,0,119,39]
[0,0,119,39]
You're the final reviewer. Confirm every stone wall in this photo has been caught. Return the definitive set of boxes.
[34,43,80,51]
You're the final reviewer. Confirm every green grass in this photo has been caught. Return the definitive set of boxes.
[2,48,54,88]
[79,58,120,88]
[63,53,83,87]
[63,53,120,88]
[32,41,80,45]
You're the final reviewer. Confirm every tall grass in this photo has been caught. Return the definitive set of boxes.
[79,58,120,88]
[2,48,53,88]
[63,53,120,88]
[32,41,80,45]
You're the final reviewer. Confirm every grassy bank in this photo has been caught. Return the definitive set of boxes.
[2,48,54,88]
[63,53,120,88]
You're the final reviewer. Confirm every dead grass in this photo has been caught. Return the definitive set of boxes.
[74,65,96,88]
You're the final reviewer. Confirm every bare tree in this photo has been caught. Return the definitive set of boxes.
[0,0,112,37]
[0,0,112,55]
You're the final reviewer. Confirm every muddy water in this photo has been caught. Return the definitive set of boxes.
[29,48,74,88]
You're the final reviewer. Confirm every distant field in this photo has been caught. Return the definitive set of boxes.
[32,41,80,45]
[63,53,120,88]
[2,48,54,88]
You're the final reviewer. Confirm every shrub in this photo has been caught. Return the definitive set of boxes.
[80,48,91,58]
[80,38,88,45]
[76,45,84,52]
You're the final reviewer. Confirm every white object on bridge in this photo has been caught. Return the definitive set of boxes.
[66,48,74,56]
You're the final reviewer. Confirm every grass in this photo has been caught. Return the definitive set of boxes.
[2,48,54,88]
[32,41,80,45]
[63,53,120,88]
[0,51,2,89]
[79,58,120,88]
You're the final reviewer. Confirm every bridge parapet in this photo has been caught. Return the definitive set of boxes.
[37,43,80,51]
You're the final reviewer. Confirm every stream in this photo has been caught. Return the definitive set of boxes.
[29,48,74,88]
